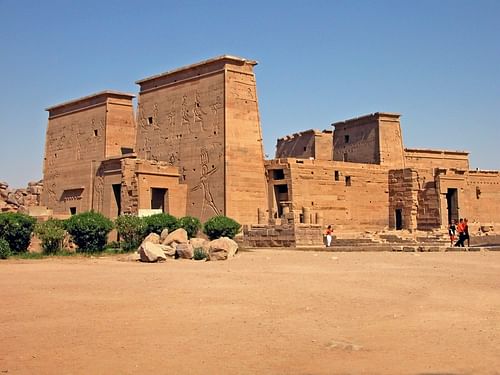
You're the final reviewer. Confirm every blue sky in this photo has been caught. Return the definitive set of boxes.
[1,0,499,187]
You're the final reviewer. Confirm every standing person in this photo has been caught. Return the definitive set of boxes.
[448,220,457,247]
[463,218,470,247]
[325,225,333,247]
[454,218,465,247]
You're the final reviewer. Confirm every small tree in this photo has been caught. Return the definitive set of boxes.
[178,216,202,239]
[143,213,178,235]
[203,215,241,240]
[115,215,146,251]
[34,219,66,254]
[0,212,36,253]
[0,238,11,259]
[64,211,113,252]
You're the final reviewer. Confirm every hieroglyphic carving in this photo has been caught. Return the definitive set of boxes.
[191,147,221,216]
[193,91,208,132]
[181,95,192,133]
[93,165,104,212]
[210,95,223,135]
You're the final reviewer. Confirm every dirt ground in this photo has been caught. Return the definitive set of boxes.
[1,249,499,375]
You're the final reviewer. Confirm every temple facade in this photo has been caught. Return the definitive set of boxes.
[41,55,500,240]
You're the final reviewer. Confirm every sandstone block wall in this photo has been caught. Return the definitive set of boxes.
[135,56,267,225]
[332,112,404,168]
[266,158,391,231]
[42,91,136,216]
[242,224,323,247]
[276,130,332,160]
[405,149,469,170]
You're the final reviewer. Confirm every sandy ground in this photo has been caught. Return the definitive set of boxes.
[0,249,499,375]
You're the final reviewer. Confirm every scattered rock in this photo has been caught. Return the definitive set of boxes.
[176,243,194,259]
[159,244,176,258]
[208,237,238,261]
[142,233,160,245]
[190,237,209,251]
[162,228,188,246]
[160,228,169,242]
[138,242,167,262]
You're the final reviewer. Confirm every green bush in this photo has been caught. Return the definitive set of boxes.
[178,216,202,239]
[193,247,207,260]
[115,215,146,251]
[143,213,178,235]
[35,219,66,254]
[64,211,113,253]
[202,215,241,240]
[0,212,36,253]
[0,238,11,259]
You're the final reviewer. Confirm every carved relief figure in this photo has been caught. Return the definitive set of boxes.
[93,167,104,212]
[181,95,192,132]
[210,95,223,135]
[191,147,221,217]
[193,91,208,132]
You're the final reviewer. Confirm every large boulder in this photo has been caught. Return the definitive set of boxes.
[158,244,176,258]
[138,242,167,263]
[208,237,238,261]
[142,232,160,245]
[176,243,194,259]
[162,228,188,246]
[160,228,169,242]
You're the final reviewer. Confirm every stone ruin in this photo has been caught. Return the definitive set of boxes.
[0,180,43,214]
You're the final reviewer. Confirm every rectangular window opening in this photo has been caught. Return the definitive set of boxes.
[273,169,285,180]
[345,176,351,186]
[70,207,77,215]
[334,171,340,181]
[147,117,153,125]
[344,135,350,143]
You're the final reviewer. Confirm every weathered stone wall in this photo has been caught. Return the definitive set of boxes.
[332,112,404,167]
[242,224,323,247]
[266,159,391,231]
[276,130,332,160]
[42,92,136,216]
[0,180,43,213]
[461,170,500,227]
[405,149,469,170]
[135,56,267,225]
[224,65,268,224]
[120,158,187,217]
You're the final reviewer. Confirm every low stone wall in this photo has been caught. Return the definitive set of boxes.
[242,224,323,247]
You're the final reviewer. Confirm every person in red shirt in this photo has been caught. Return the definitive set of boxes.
[454,218,465,247]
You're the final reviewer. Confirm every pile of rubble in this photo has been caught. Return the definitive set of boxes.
[0,180,43,213]
[133,227,238,262]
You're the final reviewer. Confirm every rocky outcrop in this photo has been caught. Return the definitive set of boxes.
[0,180,43,213]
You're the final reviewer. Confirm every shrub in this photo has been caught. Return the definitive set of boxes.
[0,238,11,259]
[35,219,66,254]
[115,215,146,251]
[143,213,178,235]
[178,216,202,239]
[0,212,36,253]
[202,215,241,240]
[64,211,113,253]
[193,247,207,260]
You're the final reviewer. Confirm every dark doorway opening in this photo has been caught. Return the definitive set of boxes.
[274,184,289,218]
[70,207,77,215]
[112,184,121,216]
[446,188,459,224]
[151,188,167,212]
[395,209,403,230]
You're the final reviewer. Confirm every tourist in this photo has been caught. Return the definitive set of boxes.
[454,218,465,247]
[463,218,470,247]
[325,225,333,247]
[448,219,457,247]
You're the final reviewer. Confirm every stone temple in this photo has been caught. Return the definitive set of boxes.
[41,55,500,245]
